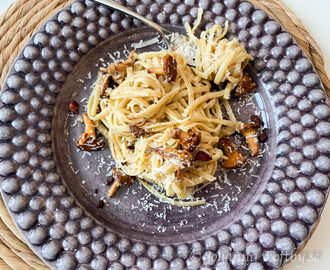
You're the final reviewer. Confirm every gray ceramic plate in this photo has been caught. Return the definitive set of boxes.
[1,0,330,269]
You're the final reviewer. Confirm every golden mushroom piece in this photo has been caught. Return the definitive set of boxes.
[234,73,256,97]
[237,122,261,156]
[147,54,177,83]
[147,66,165,75]
[219,137,246,169]
[98,69,111,96]
[76,113,103,151]
[106,50,137,84]
[169,128,201,152]
[107,168,133,198]
[146,147,194,168]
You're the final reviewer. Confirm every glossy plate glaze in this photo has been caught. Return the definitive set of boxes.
[0,0,329,269]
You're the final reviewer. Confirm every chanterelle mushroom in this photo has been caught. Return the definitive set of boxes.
[147,148,194,168]
[235,74,256,97]
[106,50,137,84]
[146,54,177,83]
[98,69,111,96]
[194,150,212,161]
[147,67,165,75]
[76,113,103,151]
[108,168,133,198]
[169,128,201,152]
[129,125,150,138]
[237,122,260,156]
[219,137,246,169]
[162,54,177,83]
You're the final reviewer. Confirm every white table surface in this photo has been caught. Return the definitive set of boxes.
[0,0,329,269]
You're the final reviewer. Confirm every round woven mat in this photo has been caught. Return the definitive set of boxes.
[0,0,329,269]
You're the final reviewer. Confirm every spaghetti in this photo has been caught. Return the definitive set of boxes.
[84,13,254,202]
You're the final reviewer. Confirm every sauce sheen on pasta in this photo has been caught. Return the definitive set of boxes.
[77,10,263,206]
